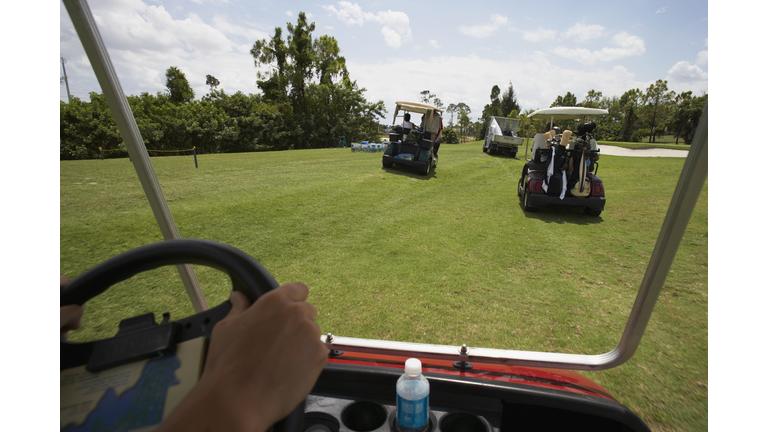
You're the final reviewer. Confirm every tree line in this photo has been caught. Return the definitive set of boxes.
[435,80,705,146]
[61,11,707,160]
[60,12,386,160]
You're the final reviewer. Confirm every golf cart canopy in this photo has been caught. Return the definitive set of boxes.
[393,101,443,119]
[528,107,609,121]
[393,101,443,136]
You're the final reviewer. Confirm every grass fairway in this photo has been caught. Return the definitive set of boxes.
[61,141,707,431]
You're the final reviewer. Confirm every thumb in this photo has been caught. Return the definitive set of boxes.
[228,291,251,316]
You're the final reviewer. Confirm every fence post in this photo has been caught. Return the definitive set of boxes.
[193,147,198,168]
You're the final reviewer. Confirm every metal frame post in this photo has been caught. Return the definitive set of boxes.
[63,0,208,312]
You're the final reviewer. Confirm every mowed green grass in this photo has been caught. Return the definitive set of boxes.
[61,141,707,431]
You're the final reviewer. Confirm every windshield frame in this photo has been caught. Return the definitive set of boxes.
[64,0,709,371]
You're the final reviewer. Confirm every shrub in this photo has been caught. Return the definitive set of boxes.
[441,127,459,144]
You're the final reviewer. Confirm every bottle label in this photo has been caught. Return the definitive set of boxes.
[397,395,429,429]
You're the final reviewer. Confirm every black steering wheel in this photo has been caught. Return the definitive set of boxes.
[60,239,304,432]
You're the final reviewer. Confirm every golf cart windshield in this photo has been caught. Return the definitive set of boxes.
[393,101,443,135]
[524,107,610,160]
[62,0,708,374]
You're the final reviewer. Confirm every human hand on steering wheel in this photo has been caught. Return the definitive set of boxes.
[60,276,83,340]
[60,240,328,432]
[157,282,327,432]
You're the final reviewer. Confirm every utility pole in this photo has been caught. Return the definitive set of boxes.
[61,57,72,102]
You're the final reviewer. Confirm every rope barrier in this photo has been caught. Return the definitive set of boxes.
[99,146,198,168]
[145,148,195,153]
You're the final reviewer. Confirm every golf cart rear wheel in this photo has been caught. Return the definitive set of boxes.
[420,162,430,176]
[584,207,602,217]
[523,190,537,212]
[383,161,393,168]
[510,151,517,158]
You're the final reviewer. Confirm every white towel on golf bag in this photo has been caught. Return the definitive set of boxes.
[542,147,556,193]
[559,170,567,200]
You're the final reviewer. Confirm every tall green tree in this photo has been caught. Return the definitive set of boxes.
[670,92,707,145]
[286,12,315,107]
[500,82,520,117]
[642,79,675,143]
[458,109,471,143]
[206,74,220,92]
[250,12,386,149]
[581,89,602,108]
[251,27,290,103]
[596,95,623,141]
[314,35,347,85]
[619,88,642,142]
[550,92,577,107]
[446,103,458,126]
[479,85,503,139]
[445,102,470,127]
[419,90,443,109]
[165,66,195,104]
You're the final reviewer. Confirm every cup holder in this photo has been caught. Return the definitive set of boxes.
[387,410,438,432]
[438,413,491,432]
[304,412,341,432]
[341,401,388,432]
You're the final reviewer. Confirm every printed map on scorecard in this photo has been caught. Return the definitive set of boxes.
[60,337,206,432]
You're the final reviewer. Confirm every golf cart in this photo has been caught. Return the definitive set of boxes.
[60,2,708,432]
[383,101,443,175]
[518,107,609,216]
[482,116,523,157]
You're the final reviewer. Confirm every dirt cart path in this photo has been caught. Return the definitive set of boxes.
[597,145,688,158]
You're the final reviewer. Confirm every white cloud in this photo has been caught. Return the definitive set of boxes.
[322,2,411,48]
[212,16,269,42]
[429,40,441,49]
[667,61,708,83]
[380,26,402,48]
[322,1,374,26]
[372,10,412,48]
[347,53,650,121]
[59,0,275,100]
[696,50,708,66]
[553,31,645,65]
[459,14,509,38]
[286,11,293,17]
[656,7,667,14]
[522,26,557,42]
[563,23,605,43]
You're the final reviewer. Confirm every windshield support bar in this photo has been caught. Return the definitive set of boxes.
[63,0,208,312]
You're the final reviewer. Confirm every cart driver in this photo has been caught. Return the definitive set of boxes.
[61,276,327,432]
[402,113,417,131]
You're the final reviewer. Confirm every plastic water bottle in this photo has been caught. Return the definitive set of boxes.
[396,358,429,432]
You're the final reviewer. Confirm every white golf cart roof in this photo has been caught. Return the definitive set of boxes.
[528,106,609,121]
[393,101,443,135]
[392,101,443,123]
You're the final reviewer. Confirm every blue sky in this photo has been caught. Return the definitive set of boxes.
[59,0,708,122]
